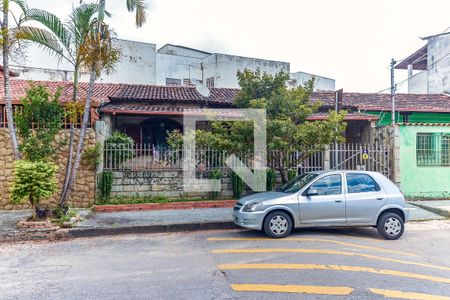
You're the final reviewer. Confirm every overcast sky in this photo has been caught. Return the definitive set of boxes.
[28,0,450,93]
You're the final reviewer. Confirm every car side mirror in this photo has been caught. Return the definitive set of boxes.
[307,189,319,196]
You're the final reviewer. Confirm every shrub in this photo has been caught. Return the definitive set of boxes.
[266,168,276,191]
[208,169,222,199]
[231,170,244,199]
[11,160,58,220]
[82,142,102,170]
[104,131,134,165]
[98,171,114,200]
[287,169,297,181]
[15,84,64,161]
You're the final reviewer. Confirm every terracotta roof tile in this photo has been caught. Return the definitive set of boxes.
[310,91,450,113]
[0,79,123,105]
[109,84,238,104]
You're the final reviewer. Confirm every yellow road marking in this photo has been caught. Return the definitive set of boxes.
[212,248,450,271]
[207,237,419,257]
[369,288,450,300]
[219,263,450,284]
[231,283,354,295]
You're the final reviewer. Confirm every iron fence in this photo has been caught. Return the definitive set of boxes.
[103,143,392,178]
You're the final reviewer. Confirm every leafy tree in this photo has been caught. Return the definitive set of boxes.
[15,84,64,161]
[11,160,57,220]
[168,70,347,183]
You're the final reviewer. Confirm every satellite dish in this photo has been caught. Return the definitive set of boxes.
[193,79,210,97]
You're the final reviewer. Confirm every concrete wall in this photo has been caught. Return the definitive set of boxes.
[398,125,450,198]
[407,70,427,94]
[13,39,157,85]
[0,129,97,210]
[99,39,157,84]
[427,33,450,94]
[157,44,210,59]
[155,53,203,86]
[289,71,335,91]
[202,54,290,88]
[12,39,335,90]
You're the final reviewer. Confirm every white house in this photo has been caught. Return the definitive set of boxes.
[11,39,335,91]
[396,31,450,94]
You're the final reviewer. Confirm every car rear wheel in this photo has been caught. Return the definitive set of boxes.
[377,212,404,240]
[263,211,293,238]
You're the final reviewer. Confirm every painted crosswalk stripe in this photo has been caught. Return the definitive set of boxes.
[230,283,354,295]
[219,263,450,284]
[207,237,419,257]
[369,288,450,300]
[211,248,450,271]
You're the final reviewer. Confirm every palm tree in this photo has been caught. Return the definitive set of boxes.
[19,3,103,204]
[63,0,148,204]
[1,0,30,160]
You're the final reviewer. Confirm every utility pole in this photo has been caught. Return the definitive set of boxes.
[390,58,397,125]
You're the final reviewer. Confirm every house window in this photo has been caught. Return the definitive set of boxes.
[166,78,181,86]
[416,132,450,166]
[206,77,215,88]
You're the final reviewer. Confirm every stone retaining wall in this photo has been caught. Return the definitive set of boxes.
[0,129,96,210]
[110,170,254,198]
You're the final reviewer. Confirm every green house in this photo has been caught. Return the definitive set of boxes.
[311,92,450,198]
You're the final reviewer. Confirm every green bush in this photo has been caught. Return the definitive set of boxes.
[104,131,134,164]
[82,142,102,170]
[208,169,222,199]
[266,168,276,191]
[98,171,114,200]
[231,170,244,199]
[15,84,64,161]
[288,169,297,181]
[11,160,58,220]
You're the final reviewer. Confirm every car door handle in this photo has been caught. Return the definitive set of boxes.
[376,197,384,200]
[335,199,343,203]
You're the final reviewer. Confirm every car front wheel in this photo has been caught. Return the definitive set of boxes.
[263,211,293,238]
[377,212,404,240]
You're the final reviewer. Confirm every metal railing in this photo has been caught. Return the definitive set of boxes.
[103,143,392,178]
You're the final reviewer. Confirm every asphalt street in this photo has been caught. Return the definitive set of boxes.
[1,221,450,299]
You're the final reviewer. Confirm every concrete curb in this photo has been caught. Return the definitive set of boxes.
[67,221,238,238]
[93,200,236,213]
[0,221,238,243]
[408,202,450,218]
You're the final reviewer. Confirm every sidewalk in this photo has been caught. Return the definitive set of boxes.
[0,202,446,243]
[408,200,450,218]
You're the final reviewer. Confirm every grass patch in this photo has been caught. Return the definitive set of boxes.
[97,195,235,205]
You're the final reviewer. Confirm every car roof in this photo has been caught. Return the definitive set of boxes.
[309,170,380,175]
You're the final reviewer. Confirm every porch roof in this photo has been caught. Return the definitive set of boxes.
[306,112,379,121]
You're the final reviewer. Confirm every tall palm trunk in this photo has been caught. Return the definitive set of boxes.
[62,67,96,205]
[59,69,79,205]
[2,0,20,160]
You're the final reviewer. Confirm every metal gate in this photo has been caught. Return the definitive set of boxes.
[296,143,392,179]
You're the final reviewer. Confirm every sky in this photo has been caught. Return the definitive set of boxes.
[28,0,450,93]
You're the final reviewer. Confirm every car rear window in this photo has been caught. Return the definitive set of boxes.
[346,173,381,193]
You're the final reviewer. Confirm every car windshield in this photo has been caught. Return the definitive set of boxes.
[278,173,319,193]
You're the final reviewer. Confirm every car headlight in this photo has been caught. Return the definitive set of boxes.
[243,202,264,212]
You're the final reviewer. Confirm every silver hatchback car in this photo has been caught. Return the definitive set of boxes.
[233,170,409,239]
